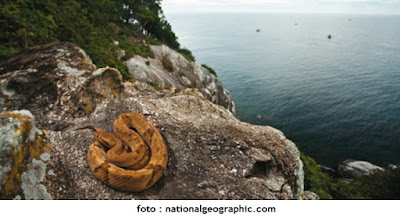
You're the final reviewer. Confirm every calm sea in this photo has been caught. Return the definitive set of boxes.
[166,12,400,167]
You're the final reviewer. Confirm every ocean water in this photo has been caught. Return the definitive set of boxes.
[166,12,400,167]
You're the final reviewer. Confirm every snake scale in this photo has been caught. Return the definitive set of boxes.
[83,113,168,192]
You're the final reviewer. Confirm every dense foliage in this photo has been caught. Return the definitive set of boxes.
[301,153,334,199]
[201,64,217,77]
[301,153,400,199]
[0,0,194,79]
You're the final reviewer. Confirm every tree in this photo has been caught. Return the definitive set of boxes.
[0,0,193,75]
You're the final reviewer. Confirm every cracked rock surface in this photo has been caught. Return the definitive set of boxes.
[125,44,236,114]
[0,42,303,199]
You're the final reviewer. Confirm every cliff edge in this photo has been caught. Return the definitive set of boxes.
[125,44,236,114]
[0,42,303,199]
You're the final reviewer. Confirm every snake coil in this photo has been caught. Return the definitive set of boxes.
[85,113,168,192]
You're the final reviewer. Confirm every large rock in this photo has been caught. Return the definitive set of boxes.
[0,42,303,199]
[338,159,383,179]
[125,44,236,114]
[0,42,122,131]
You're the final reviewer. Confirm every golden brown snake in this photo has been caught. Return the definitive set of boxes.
[82,113,168,192]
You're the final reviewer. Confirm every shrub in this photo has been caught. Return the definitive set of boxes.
[334,168,400,199]
[201,64,218,77]
[178,48,195,62]
[301,153,334,199]
[118,37,154,59]
[161,56,173,72]
[301,152,400,199]
[147,81,160,89]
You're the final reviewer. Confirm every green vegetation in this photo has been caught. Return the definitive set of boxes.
[161,55,173,72]
[301,153,334,199]
[301,153,400,199]
[0,0,194,80]
[118,38,154,61]
[147,81,160,89]
[178,48,195,62]
[333,168,400,199]
[201,64,218,77]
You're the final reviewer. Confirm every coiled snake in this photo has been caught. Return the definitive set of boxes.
[81,113,168,192]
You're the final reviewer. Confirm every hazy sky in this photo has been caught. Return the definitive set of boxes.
[162,0,400,14]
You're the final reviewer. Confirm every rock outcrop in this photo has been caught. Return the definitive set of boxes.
[125,44,236,114]
[0,42,303,199]
[301,191,320,200]
[338,159,383,179]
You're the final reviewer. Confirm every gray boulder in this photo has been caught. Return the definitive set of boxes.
[338,159,383,179]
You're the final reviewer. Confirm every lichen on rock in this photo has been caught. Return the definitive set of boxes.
[0,110,50,199]
[21,158,52,200]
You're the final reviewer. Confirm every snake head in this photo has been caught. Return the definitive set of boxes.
[94,131,120,149]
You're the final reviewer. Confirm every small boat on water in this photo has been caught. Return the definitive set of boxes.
[328,34,332,39]
[256,29,261,32]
